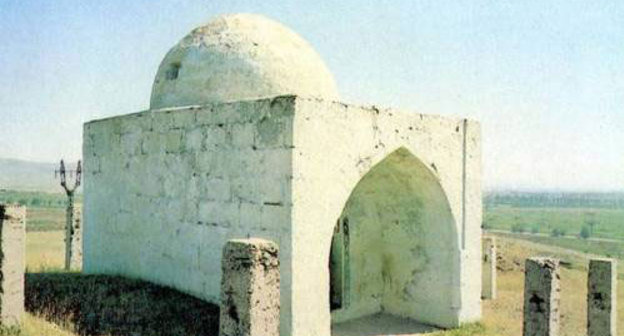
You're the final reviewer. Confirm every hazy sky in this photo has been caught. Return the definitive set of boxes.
[1,0,623,191]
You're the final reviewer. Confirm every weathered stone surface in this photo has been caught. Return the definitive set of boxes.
[0,204,25,326]
[291,101,482,334]
[150,14,338,109]
[219,238,279,336]
[482,236,497,300]
[83,97,295,308]
[83,96,483,336]
[83,14,483,336]
[587,258,617,336]
[523,257,560,336]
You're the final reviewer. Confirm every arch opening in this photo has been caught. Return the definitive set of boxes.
[329,148,459,334]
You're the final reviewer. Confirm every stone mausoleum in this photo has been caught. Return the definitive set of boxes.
[83,13,483,336]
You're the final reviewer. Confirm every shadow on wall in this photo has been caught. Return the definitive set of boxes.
[329,147,460,327]
[25,273,219,336]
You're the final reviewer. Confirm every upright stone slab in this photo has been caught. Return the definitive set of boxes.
[0,204,25,326]
[219,238,279,336]
[523,257,560,336]
[482,236,497,300]
[70,204,83,270]
[587,258,617,336]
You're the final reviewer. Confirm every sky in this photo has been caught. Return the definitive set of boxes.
[1,0,623,191]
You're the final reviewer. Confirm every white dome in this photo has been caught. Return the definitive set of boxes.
[150,13,339,109]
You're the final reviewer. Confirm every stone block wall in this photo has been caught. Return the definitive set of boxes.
[0,204,25,326]
[83,96,295,303]
[219,238,280,336]
[84,96,481,336]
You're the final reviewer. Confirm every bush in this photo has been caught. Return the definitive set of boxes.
[482,221,491,230]
[580,226,591,239]
[531,226,540,234]
[551,228,567,237]
[511,223,526,233]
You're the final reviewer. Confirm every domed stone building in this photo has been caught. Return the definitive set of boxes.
[150,14,338,109]
[83,13,482,336]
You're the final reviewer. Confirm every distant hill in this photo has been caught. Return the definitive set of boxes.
[0,158,70,193]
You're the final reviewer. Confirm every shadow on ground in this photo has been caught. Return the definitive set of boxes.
[25,273,219,336]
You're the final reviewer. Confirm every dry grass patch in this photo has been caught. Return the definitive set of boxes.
[21,313,78,336]
[26,231,65,272]
[483,235,623,336]
[21,230,622,336]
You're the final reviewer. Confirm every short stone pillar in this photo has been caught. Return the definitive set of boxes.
[0,204,25,327]
[523,257,560,336]
[482,236,497,300]
[587,258,617,336]
[69,204,83,270]
[219,238,279,336]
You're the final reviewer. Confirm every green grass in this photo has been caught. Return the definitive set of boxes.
[0,326,21,336]
[484,205,624,240]
[26,208,65,231]
[0,190,74,209]
[18,193,623,335]
[494,232,624,277]
[0,190,71,232]
[1,189,79,232]
[26,273,219,336]
[25,230,219,336]
[431,323,490,336]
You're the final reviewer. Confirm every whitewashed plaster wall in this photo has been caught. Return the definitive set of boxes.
[290,98,482,335]
[83,95,482,336]
[83,96,296,310]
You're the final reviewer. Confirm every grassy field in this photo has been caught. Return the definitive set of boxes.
[26,273,219,336]
[23,231,221,336]
[26,231,65,272]
[494,232,624,266]
[0,190,73,209]
[17,192,624,336]
[26,208,66,232]
[0,189,74,232]
[22,229,623,336]
[483,235,624,336]
[484,205,624,240]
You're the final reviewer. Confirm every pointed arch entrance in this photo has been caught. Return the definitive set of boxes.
[329,147,460,332]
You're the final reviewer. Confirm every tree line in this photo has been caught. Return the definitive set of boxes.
[485,191,624,209]
[0,189,81,208]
